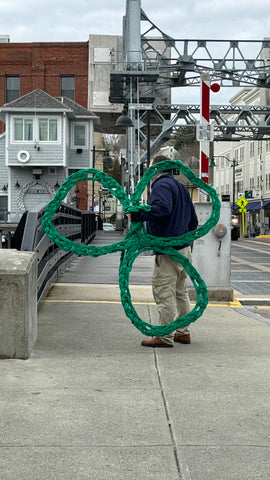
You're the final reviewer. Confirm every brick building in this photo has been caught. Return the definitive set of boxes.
[0,41,91,211]
[0,41,89,121]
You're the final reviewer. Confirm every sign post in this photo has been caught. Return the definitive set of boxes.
[237,196,248,236]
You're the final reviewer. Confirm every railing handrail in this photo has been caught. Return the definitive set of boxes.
[15,203,97,305]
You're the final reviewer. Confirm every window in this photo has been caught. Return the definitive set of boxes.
[12,117,59,143]
[266,173,270,191]
[250,142,255,157]
[6,76,20,103]
[239,146,244,163]
[14,118,33,141]
[39,119,58,141]
[0,195,8,221]
[235,146,244,163]
[61,76,74,99]
[73,124,86,148]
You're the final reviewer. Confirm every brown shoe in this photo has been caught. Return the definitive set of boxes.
[174,334,191,344]
[141,337,173,348]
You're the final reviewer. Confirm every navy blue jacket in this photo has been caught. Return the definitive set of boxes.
[131,172,198,249]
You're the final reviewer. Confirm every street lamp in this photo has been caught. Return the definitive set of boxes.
[115,105,134,128]
[211,156,238,212]
[98,187,103,219]
[91,146,113,211]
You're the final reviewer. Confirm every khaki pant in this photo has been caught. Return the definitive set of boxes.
[152,247,192,345]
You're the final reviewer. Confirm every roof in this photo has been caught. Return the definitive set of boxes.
[1,89,70,111]
[56,96,98,119]
[0,89,99,122]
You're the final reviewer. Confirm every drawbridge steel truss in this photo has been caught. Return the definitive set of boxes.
[110,5,270,153]
[137,104,270,164]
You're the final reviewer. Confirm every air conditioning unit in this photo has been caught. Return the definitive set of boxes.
[0,35,10,43]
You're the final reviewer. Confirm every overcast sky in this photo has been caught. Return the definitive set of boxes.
[0,0,269,104]
[1,0,269,43]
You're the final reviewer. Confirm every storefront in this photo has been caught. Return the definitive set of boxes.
[245,199,270,236]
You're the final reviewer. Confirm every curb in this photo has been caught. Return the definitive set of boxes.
[48,283,234,303]
[236,297,270,306]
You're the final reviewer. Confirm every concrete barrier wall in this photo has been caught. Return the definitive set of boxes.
[0,250,37,359]
[188,202,232,293]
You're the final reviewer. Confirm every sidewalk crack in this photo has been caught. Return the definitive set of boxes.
[154,350,192,480]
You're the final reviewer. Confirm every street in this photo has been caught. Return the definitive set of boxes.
[59,232,270,303]
[231,237,270,296]
[231,236,270,319]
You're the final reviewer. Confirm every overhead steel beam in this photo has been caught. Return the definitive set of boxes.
[140,11,270,89]
[113,2,270,170]
[135,103,270,163]
[111,6,270,104]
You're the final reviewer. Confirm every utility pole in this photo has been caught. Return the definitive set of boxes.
[123,0,142,194]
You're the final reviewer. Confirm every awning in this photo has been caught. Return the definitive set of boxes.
[245,199,270,212]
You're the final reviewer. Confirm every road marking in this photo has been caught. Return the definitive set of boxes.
[231,255,270,273]
[232,242,270,253]
[43,299,242,307]
[232,280,270,282]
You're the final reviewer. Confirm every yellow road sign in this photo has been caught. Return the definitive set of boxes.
[237,196,248,208]
[239,207,247,213]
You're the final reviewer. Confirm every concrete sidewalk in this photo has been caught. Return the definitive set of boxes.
[1,287,270,479]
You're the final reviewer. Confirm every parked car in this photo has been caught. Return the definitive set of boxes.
[103,223,116,231]
[231,215,240,240]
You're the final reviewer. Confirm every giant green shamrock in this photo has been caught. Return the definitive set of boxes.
[42,160,221,336]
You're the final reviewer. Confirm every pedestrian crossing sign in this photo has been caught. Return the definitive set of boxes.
[237,196,248,209]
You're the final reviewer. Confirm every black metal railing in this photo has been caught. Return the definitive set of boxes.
[13,203,97,305]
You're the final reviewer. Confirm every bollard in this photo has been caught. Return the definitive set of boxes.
[0,250,37,359]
